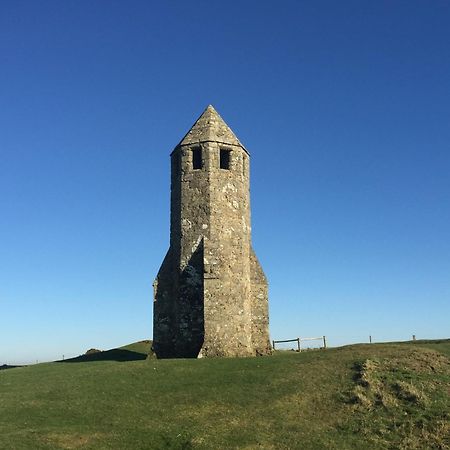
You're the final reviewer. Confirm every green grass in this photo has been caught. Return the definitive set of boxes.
[119,339,152,355]
[0,340,448,449]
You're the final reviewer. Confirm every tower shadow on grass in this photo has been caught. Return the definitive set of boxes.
[58,348,148,363]
[0,364,23,370]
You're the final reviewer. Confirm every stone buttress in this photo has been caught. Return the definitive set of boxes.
[153,105,271,358]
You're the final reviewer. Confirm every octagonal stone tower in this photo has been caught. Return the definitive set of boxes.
[153,105,271,358]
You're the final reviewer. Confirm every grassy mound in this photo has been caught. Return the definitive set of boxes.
[0,340,448,449]
[344,346,449,449]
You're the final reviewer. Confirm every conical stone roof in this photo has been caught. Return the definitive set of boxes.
[177,105,247,152]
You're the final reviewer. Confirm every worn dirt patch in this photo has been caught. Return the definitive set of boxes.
[42,432,105,449]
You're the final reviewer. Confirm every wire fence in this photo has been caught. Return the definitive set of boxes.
[272,334,423,351]
[272,336,327,351]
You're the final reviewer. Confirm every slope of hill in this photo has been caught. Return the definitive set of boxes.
[0,340,448,449]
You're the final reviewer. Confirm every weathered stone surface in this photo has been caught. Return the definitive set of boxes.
[178,105,245,149]
[153,105,271,358]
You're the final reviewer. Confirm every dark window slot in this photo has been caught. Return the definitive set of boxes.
[220,149,231,170]
[192,147,202,169]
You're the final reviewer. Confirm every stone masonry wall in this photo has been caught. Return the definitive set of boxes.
[201,141,253,357]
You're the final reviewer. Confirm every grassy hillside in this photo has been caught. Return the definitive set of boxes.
[0,340,448,449]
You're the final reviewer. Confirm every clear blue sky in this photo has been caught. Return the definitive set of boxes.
[1,1,449,364]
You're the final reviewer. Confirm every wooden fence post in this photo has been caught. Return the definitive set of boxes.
[297,338,300,352]
[369,335,372,344]
[272,340,275,350]
[323,336,327,349]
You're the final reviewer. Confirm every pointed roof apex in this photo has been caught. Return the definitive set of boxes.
[177,105,247,151]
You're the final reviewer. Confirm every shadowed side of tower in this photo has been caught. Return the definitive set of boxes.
[153,105,271,358]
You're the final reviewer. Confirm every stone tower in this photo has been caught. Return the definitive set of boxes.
[153,105,271,358]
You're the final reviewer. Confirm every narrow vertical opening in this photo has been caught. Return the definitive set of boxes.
[192,147,202,170]
[220,149,231,170]
[242,155,246,176]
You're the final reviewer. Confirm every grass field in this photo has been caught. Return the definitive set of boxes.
[0,340,448,449]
